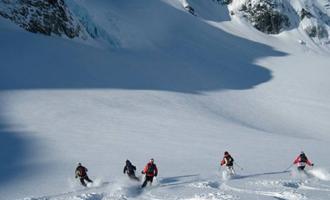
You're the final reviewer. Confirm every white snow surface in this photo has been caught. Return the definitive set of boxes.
[1,0,330,200]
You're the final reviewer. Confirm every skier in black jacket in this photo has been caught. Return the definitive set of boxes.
[75,163,93,187]
[221,151,235,175]
[123,160,139,181]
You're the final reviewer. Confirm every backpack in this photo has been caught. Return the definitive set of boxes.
[147,164,155,174]
[226,155,234,166]
[76,166,85,177]
[300,154,307,163]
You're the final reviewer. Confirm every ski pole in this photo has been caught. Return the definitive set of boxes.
[234,162,243,170]
[284,164,293,171]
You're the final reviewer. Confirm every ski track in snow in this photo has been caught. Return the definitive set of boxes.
[222,183,307,200]
[23,171,330,200]
[28,181,110,200]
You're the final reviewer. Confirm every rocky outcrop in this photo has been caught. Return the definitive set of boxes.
[227,0,330,42]
[300,8,313,20]
[304,24,328,38]
[299,6,330,39]
[0,0,85,38]
[239,0,291,34]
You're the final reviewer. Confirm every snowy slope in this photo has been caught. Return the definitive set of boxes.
[1,0,330,200]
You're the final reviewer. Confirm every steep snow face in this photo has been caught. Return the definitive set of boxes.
[0,0,86,39]
[64,0,120,48]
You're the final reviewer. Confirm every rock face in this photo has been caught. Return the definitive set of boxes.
[300,8,313,20]
[0,0,84,38]
[239,0,291,34]
[299,6,330,39]
[304,24,328,38]
[228,0,330,42]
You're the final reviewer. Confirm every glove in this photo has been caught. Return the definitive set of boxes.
[141,171,145,174]
[155,174,158,177]
[311,163,314,166]
[75,175,78,178]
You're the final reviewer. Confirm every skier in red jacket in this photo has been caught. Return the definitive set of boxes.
[293,152,314,171]
[141,158,158,188]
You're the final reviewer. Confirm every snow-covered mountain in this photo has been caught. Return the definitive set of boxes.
[1,0,330,200]
[1,0,330,48]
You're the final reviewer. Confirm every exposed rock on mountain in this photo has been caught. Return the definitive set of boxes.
[0,0,85,38]
[239,0,291,34]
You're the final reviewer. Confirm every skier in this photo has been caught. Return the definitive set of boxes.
[75,162,93,187]
[293,151,314,171]
[184,5,196,16]
[123,160,139,181]
[141,158,158,188]
[220,151,235,175]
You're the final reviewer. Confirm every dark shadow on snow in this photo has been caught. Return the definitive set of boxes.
[0,0,287,93]
[159,174,200,184]
[0,122,36,188]
[282,181,300,189]
[273,198,286,200]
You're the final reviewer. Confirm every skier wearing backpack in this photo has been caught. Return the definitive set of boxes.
[75,163,93,187]
[141,158,158,188]
[123,160,139,181]
[221,151,235,175]
[293,151,314,171]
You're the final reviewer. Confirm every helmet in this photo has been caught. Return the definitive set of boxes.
[150,158,154,163]
[78,162,82,166]
[224,151,229,155]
